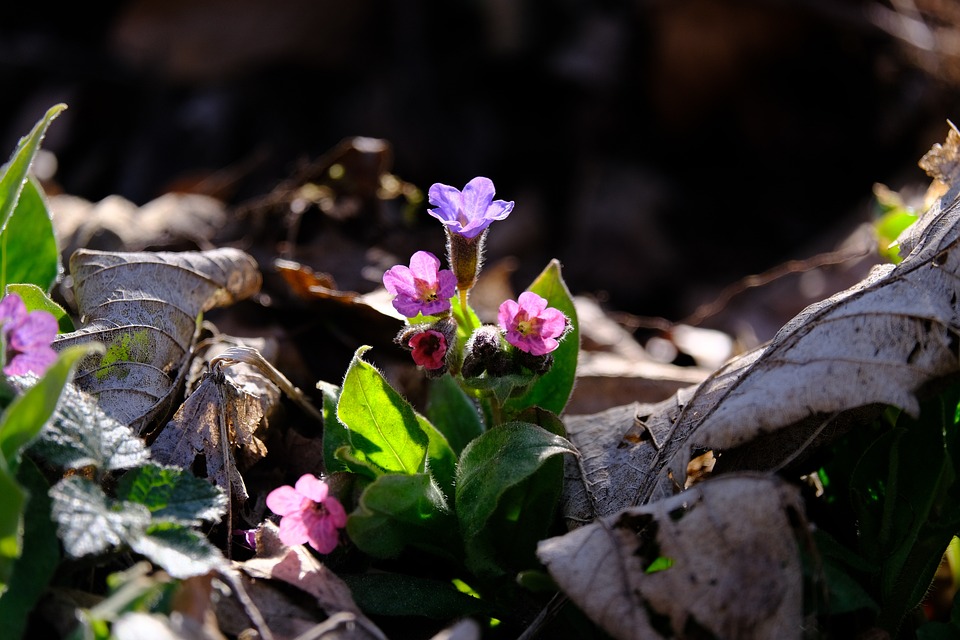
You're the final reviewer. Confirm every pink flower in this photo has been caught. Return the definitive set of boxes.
[498,292,567,356]
[427,177,514,240]
[409,329,447,370]
[0,293,58,377]
[265,474,348,554]
[382,251,457,318]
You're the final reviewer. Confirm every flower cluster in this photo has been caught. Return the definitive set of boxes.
[265,176,571,558]
[383,177,569,379]
[0,292,58,377]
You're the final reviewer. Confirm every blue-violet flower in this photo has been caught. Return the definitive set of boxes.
[427,177,514,240]
[498,292,567,356]
[382,251,457,318]
[0,293,58,377]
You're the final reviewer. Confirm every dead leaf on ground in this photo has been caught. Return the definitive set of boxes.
[218,521,386,640]
[151,358,276,505]
[539,474,806,640]
[52,248,262,436]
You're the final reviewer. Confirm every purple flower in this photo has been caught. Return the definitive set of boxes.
[0,293,58,377]
[498,292,567,356]
[266,474,348,554]
[383,251,457,318]
[409,329,447,370]
[427,177,514,240]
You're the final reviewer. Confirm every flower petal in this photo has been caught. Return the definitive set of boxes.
[324,495,348,527]
[436,270,457,299]
[307,517,339,554]
[266,485,307,516]
[382,264,415,297]
[277,511,311,546]
[0,294,26,326]
[427,183,464,225]
[497,299,520,331]
[538,308,567,339]
[407,251,442,281]
[8,311,58,350]
[4,347,57,376]
[461,177,496,218]
[295,474,330,502]
[516,291,548,316]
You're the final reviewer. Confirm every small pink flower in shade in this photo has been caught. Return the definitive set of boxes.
[427,177,514,240]
[265,474,348,554]
[382,251,457,318]
[498,292,568,356]
[0,293,58,377]
[409,330,447,370]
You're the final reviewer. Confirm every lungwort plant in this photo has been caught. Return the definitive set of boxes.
[268,175,583,623]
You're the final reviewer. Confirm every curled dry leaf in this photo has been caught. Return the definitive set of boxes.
[539,474,805,640]
[601,127,960,505]
[53,248,262,435]
[150,360,276,504]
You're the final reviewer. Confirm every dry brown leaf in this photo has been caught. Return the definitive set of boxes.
[150,362,275,503]
[224,521,386,640]
[539,474,805,640]
[53,248,262,435]
[610,150,960,504]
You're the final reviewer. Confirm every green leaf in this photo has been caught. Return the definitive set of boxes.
[0,343,103,471]
[115,464,227,526]
[337,346,428,475]
[455,421,577,576]
[0,177,59,292]
[49,476,151,558]
[27,382,149,471]
[342,572,493,619]
[427,374,484,455]
[129,522,224,579]
[0,458,59,639]
[318,381,351,474]
[503,260,579,416]
[0,104,65,236]
[421,413,457,498]
[6,283,74,333]
[0,464,25,596]
[347,473,456,560]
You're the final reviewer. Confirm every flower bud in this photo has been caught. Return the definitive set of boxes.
[462,324,513,378]
[396,316,458,377]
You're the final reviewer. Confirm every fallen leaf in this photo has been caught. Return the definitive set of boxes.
[151,362,276,504]
[223,521,386,640]
[539,474,805,640]
[625,166,960,503]
[53,248,262,435]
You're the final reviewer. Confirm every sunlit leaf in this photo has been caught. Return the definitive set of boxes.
[49,476,151,558]
[347,473,456,560]
[0,177,59,292]
[115,464,227,526]
[337,346,428,476]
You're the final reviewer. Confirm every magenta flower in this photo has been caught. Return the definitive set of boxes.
[498,292,567,356]
[265,474,348,554]
[409,329,447,370]
[427,177,514,240]
[0,293,58,377]
[383,251,457,318]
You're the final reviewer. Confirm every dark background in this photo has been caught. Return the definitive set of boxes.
[3,0,960,333]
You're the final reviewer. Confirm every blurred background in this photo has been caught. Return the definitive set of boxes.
[3,0,960,342]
